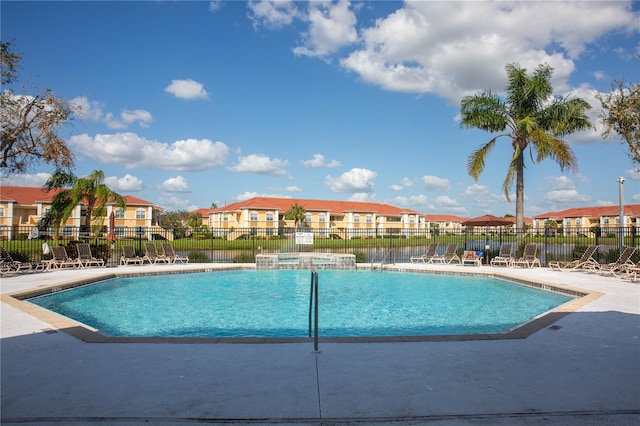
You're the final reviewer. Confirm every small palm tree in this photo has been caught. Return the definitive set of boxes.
[284,202,306,230]
[42,169,127,240]
[460,63,591,243]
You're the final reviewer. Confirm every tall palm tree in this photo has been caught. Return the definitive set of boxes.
[284,202,307,230]
[460,63,591,242]
[41,169,127,240]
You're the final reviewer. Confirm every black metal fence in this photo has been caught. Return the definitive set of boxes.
[1,225,638,266]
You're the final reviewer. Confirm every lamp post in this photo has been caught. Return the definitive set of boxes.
[617,177,625,254]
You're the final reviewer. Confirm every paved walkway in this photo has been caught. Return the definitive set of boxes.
[1,264,639,425]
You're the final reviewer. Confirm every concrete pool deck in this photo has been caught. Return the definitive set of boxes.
[1,263,639,425]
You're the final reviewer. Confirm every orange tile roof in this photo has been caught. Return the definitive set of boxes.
[0,186,60,204]
[0,186,158,209]
[535,204,640,219]
[212,196,421,216]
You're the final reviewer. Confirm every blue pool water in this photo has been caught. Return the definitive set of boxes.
[30,270,572,338]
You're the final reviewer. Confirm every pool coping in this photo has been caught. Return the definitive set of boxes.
[0,265,603,344]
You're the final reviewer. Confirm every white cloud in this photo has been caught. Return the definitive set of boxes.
[235,191,291,201]
[158,195,198,212]
[71,96,152,129]
[325,168,377,193]
[338,1,637,104]
[422,175,451,192]
[546,175,576,191]
[161,175,190,193]
[70,96,104,121]
[625,168,640,181]
[348,192,377,202]
[68,133,229,171]
[285,185,302,192]
[164,79,209,100]
[390,177,413,191]
[428,195,467,215]
[0,172,50,187]
[392,194,428,207]
[293,0,358,58]
[463,183,506,207]
[227,154,289,176]
[546,189,591,203]
[248,0,299,29]
[209,1,222,13]
[120,109,153,128]
[104,174,143,192]
[301,153,341,168]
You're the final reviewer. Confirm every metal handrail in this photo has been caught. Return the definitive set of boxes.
[308,268,319,352]
[371,248,395,270]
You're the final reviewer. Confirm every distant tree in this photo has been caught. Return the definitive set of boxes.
[0,40,75,174]
[284,203,306,229]
[187,212,203,229]
[460,63,591,244]
[41,170,126,239]
[210,202,218,209]
[596,79,640,165]
[160,210,190,230]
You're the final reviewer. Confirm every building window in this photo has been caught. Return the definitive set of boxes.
[135,208,146,219]
[114,208,125,219]
[354,214,360,223]
[576,218,582,226]
[305,213,312,223]
[565,219,572,226]
[266,212,274,222]
[222,213,229,222]
[62,226,74,237]
[603,218,610,225]
[366,214,372,223]
[409,216,415,224]
[0,206,4,217]
[615,217,620,224]
[250,211,258,221]
[319,228,327,237]
[318,213,326,223]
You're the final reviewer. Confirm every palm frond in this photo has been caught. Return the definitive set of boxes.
[460,92,508,132]
[467,137,498,180]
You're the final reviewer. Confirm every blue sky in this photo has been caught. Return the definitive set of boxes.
[2,0,639,217]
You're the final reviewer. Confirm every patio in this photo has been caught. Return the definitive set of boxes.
[1,264,639,425]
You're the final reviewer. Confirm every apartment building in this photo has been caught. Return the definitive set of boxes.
[0,185,162,240]
[534,204,640,236]
[207,196,425,240]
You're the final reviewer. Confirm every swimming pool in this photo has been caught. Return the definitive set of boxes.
[28,269,574,339]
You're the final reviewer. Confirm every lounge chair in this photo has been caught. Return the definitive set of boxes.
[462,250,483,266]
[50,246,82,269]
[593,247,637,277]
[120,245,144,265]
[433,243,460,264]
[490,243,514,267]
[0,245,34,273]
[410,243,439,263]
[512,244,541,268]
[143,242,170,264]
[162,243,189,264]
[76,243,105,268]
[548,245,598,271]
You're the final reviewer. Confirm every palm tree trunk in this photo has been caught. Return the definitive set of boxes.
[516,164,525,247]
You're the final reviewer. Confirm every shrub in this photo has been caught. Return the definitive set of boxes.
[352,250,367,263]
[234,254,255,263]
[187,251,210,263]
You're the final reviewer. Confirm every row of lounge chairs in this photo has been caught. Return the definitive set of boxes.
[410,243,461,264]
[120,242,189,265]
[410,242,542,268]
[2,241,189,275]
